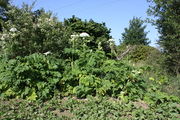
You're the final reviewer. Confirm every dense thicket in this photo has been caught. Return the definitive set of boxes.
[0,2,179,119]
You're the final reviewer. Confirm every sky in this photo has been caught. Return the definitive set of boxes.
[12,0,159,47]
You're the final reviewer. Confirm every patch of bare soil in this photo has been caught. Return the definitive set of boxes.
[133,100,149,109]
[52,109,74,118]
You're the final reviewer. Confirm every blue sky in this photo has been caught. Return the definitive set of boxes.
[12,0,159,46]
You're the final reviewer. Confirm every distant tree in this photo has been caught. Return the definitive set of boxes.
[0,0,10,17]
[0,0,10,31]
[147,0,180,76]
[64,15,112,53]
[121,17,149,45]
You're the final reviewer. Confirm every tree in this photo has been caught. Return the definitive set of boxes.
[121,17,149,45]
[0,4,70,58]
[147,0,180,76]
[64,15,112,54]
[0,0,10,31]
[0,0,10,18]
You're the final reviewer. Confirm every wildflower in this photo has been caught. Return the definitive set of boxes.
[79,32,90,37]
[24,23,28,26]
[43,51,51,55]
[71,34,79,38]
[98,42,102,50]
[109,38,115,46]
[48,18,53,22]
[110,42,114,46]
[10,28,17,32]
[108,38,114,42]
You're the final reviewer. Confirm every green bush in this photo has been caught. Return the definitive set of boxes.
[0,4,70,58]
[62,48,147,100]
[117,45,163,63]
[0,50,147,101]
[129,45,159,62]
[0,53,64,100]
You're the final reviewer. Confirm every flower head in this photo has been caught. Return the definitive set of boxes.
[108,38,114,42]
[79,32,90,37]
[10,28,17,32]
[71,34,79,38]
[43,51,51,55]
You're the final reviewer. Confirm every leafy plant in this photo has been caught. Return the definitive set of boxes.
[0,53,64,100]
[0,4,70,58]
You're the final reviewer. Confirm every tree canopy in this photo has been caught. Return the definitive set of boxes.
[147,0,180,75]
[64,15,112,53]
[0,0,10,31]
[121,17,149,45]
[0,0,10,17]
[0,4,70,58]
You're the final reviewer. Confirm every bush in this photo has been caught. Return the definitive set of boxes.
[0,53,64,100]
[117,45,163,63]
[62,48,147,100]
[129,45,160,62]
[0,51,148,101]
[0,4,70,58]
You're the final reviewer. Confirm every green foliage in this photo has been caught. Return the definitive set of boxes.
[0,2,179,119]
[62,44,146,100]
[0,37,147,101]
[64,15,111,39]
[0,53,64,100]
[0,4,70,58]
[0,0,10,32]
[121,17,150,45]
[117,45,163,63]
[0,32,150,101]
[147,0,180,75]
[161,76,180,97]
[1,96,179,119]
[0,0,10,19]
[129,45,161,62]
[64,15,112,53]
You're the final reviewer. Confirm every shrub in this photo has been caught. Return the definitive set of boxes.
[0,4,70,58]
[0,53,64,100]
[117,45,163,65]
[62,48,147,100]
[129,45,159,62]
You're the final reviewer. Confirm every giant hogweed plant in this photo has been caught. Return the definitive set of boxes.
[0,32,150,101]
[0,53,64,100]
[62,35,147,100]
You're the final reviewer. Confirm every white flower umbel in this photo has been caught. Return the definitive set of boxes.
[71,34,79,38]
[108,38,114,42]
[98,42,103,50]
[10,28,17,32]
[79,32,90,37]
[108,38,115,46]
[43,51,51,55]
